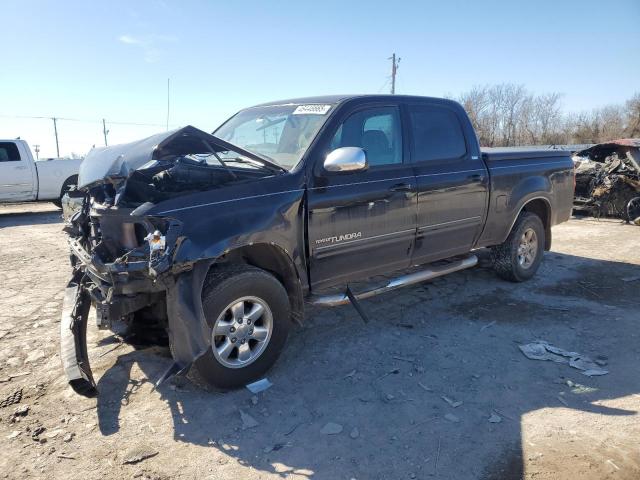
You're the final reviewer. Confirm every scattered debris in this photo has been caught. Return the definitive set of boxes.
[493,409,515,421]
[488,413,502,423]
[283,422,304,436]
[31,426,46,441]
[63,432,74,443]
[263,442,291,453]
[57,453,76,460]
[441,396,463,408]
[518,340,609,376]
[444,413,460,423]
[320,422,343,435]
[239,409,259,429]
[6,430,20,440]
[607,459,621,471]
[418,382,432,392]
[10,404,29,422]
[344,369,356,379]
[566,380,597,394]
[0,388,23,408]
[250,395,259,406]
[0,371,30,383]
[350,427,360,439]
[377,368,400,380]
[392,356,415,363]
[122,447,159,465]
[573,139,640,222]
[557,395,569,407]
[480,320,496,331]
[396,323,414,329]
[246,378,273,394]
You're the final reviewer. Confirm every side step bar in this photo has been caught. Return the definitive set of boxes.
[311,254,478,307]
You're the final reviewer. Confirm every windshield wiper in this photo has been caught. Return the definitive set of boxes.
[219,156,285,173]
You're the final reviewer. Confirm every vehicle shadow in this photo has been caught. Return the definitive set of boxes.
[94,251,640,479]
[0,208,61,228]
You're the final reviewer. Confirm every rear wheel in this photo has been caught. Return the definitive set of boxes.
[491,212,545,282]
[192,265,291,389]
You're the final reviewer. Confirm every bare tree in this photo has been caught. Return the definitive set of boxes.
[457,84,639,146]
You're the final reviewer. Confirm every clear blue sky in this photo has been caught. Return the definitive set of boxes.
[1,0,639,157]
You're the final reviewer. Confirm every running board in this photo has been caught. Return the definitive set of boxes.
[311,255,478,307]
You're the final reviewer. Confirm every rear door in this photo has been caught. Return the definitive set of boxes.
[307,103,417,289]
[0,142,36,201]
[407,102,489,265]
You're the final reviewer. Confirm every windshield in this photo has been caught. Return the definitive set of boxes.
[213,103,334,170]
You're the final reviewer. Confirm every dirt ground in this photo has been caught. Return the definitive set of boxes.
[0,202,639,480]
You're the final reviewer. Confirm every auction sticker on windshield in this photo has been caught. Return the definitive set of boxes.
[292,104,332,115]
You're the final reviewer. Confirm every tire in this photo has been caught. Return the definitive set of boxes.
[491,211,545,282]
[53,175,78,208]
[191,264,291,390]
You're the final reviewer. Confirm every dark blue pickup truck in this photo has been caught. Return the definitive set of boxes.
[61,95,575,394]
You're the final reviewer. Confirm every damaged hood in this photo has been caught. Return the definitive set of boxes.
[78,125,281,189]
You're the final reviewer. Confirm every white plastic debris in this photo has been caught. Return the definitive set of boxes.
[444,413,460,423]
[246,378,273,394]
[518,340,608,376]
[239,409,259,429]
[488,413,502,423]
[320,422,343,435]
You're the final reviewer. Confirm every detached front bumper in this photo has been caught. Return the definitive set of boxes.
[60,271,96,396]
[60,234,173,397]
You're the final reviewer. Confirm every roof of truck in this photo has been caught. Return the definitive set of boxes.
[252,94,454,108]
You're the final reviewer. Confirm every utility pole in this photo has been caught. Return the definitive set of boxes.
[102,119,109,146]
[52,117,60,158]
[166,78,170,131]
[389,53,400,94]
[34,145,40,160]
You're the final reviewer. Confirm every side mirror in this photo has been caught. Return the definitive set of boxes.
[323,147,368,173]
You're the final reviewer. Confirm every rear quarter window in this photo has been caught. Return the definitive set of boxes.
[408,105,466,162]
[0,142,21,162]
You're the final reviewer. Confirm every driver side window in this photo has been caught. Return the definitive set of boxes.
[330,107,402,167]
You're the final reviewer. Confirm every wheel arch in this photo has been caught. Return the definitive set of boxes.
[59,174,78,198]
[211,242,305,325]
[504,196,552,251]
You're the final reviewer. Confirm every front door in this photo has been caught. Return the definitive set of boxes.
[307,104,417,289]
[407,102,489,265]
[0,142,35,201]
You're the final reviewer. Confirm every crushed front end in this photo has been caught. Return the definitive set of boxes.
[60,125,282,396]
[61,192,182,395]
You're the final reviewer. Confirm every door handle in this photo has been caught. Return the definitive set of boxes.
[390,183,413,192]
[467,174,483,182]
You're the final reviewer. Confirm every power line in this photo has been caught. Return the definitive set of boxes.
[0,114,177,128]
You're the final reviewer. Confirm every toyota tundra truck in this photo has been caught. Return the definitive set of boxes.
[60,95,575,395]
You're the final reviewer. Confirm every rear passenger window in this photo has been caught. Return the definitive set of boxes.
[0,142,21,162]
[409,105,466,162]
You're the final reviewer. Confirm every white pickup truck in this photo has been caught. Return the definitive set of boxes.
[0,139,81,207]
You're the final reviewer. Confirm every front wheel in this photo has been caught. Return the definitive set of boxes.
[192,265,291,389]
[491,212,545,282]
